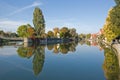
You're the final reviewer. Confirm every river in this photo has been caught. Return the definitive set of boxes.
[0,41,119,80]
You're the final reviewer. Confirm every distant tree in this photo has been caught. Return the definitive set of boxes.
[33,7,45,37]
[86,34,91,39]
[60,27,71,38]
[9,33,18,37]
[75,33,78,39]
[0,30,5,37]
[41,33,47,38]
[79,34,86,39]
[47,31,54,38]
[69,28,76,39]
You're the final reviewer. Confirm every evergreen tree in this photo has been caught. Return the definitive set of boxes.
[33,7,45,38]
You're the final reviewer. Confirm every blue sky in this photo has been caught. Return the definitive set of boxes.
[0,0,115,33]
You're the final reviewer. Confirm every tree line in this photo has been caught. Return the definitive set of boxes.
[0,30,18,38]
[17,7,78,40]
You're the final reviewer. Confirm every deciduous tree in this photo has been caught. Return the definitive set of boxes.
[33,7,45,37]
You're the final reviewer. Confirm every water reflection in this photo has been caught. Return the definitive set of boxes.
[17,41,78,76]
[16,40,120,79]
[103,47,119,80]
[33,46,45,76]
[47,41,78,54]
[17,45,45,76]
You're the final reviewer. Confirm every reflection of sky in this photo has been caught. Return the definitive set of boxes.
[0,45,105,80]
[42,45,105,80]
[0,46,17,56]
[0,46,35,80]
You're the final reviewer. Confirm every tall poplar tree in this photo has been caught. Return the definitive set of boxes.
[33,7,45,38]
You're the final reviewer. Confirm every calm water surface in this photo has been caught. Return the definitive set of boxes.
[0,41,119,80]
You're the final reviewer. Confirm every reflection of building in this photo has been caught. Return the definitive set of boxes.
[90,41,98,46]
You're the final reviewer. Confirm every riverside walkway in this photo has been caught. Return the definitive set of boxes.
[112,43,120,68]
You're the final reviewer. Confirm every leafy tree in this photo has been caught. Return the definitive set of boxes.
[17,25,28,37]
[86,34,91,39]
[17,24,35,38]
[69,28,76,39]
[47,31,54,38]
[60,27,71,38]
[9,33,18,37]
[79,34,86,39]
[41,33,47,38]
[103,1,120,42]
[33,7,45,37]
[115,0,120,5]
[0,30,5,36]
[27,24,35,37]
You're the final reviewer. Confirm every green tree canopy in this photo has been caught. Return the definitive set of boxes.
[103,2,120,42]
[60,27,71,38]
[17,25,28,37]
[33,7,45,38]
[115,0,120,5]
[47,31,54,38]
[86,34,91,39]
[17,24,35,38]
[69,28,77,39]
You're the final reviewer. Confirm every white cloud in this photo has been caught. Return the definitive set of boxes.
[0,20,28,32]
[8,1,43,16]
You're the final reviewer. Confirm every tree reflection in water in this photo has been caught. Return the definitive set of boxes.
[17,42,78,76]
[17,45,45,76]
[80,40,120,80]
[52,41,78,54]
[33,46,45,76]
[103,48,119,80]
[16,40,120,79]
